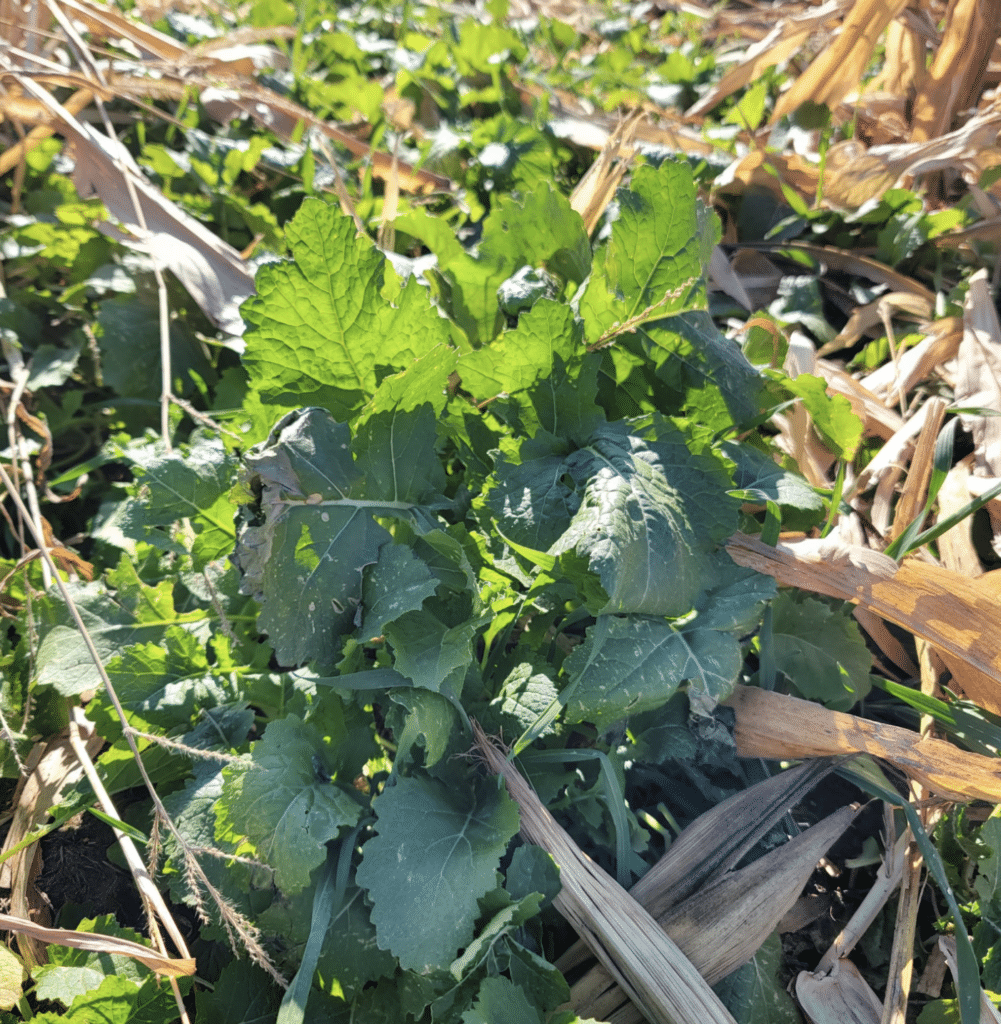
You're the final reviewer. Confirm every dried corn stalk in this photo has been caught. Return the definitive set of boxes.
[724,684,1001,802]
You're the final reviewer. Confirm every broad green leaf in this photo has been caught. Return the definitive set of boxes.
[487,440,579,550]
[193,959,282,1024]
[505,940,570,1014]
[361,544,438,639]
[713,932,803,1024]
[505,845,561,906]
[113,436,238,569]
[360,343,459,421]
[33,917,151,1007]
[458,300,581,400]
[640,311,762,429]
[693,554,776,633]
[768,593,872,710]
[234,406,448,667]
[35,556,202,695]
[478,184,591,287]
[400,183,589,345]
[315,885,398,999]
[974,809,1001,910]
[219,716,362,893]
[356,772,519,972]
[677,626,745,716]
[390,689,457,768]
[0,944,22,1012]
[488,664,560,738]
[384,610,476,694]
[461,975,544,1024]
[580,161,710,342]
[723,440,824,511]
[450,892,543,982]
[563,615,742,729]
[96,295,210,404]
[241,198,449,416]
[552,423,738,617]
[352,404,448,504]
[783,373,863,460]
[89,626,225,739]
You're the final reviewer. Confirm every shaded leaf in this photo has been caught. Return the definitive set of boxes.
[218,716,362,893]
[356,772,519,972]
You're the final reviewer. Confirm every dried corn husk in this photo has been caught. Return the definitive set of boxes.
[558,759,839,978]
[471,721,739,1024]
[576,805,857,1024]
[797,958,883,1024]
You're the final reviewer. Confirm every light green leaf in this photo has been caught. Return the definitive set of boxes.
[219,716,362,893]
[241,198,448,416]
[89,626,225,739]
[784,373,863,460]
[356,772,519,972]
[361,343,459,420]
[458,300,581,400]
[33,917,151,1008]
[0,944,23,1012]
[580,161,710,342]
[479,184,591,287]
[114,436,238,569]
[400,183,589,346]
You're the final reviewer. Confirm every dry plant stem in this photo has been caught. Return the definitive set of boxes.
[1,337,51,588]
[889,397,946,542]
[472,721,738,1024]
[0,911,195,976]
[817,828,908,974]
[313,133,366,235]
[880,823,922,1024]
[66,713,190,959]
[0,460,284,983]
[66,714,192,1024]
